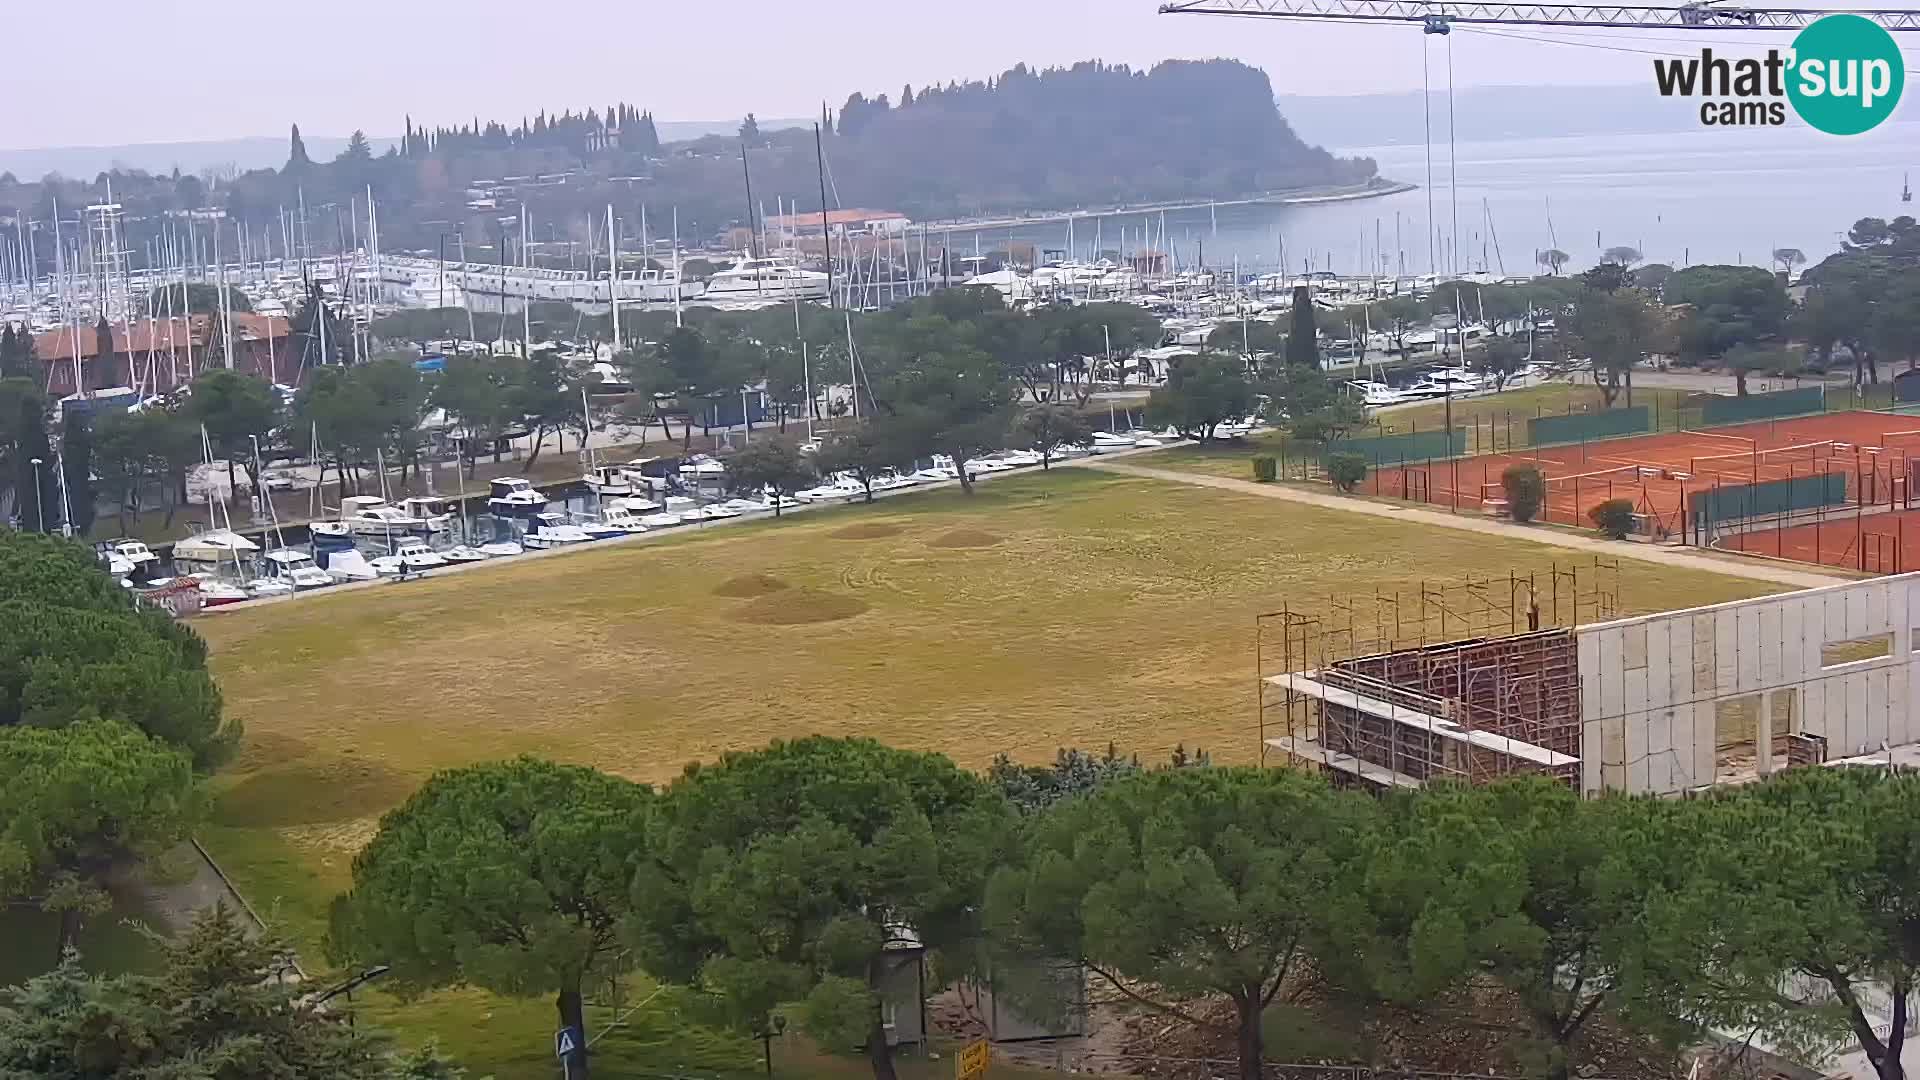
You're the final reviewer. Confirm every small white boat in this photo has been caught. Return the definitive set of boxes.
[609,494,663,512]
[581,506,649,537]
[1088,432,1136,454]
[678,455,728,480]
[369,555,405,577]
[908,466,958,482]
[640,512,684,528]
[310,520,353,540]
[720,497,773,513]
[188,574,250,606]
[524,512,594,547]
[581,465,634,497]
[964,458,1017,475]
[795,479,862,503]
[663,495,697,511]
[341,495,427,536]
[259,548,334,590]
[244,577,296,599]
[107,539,159,569]
[487,477,547,517]
[443,545,490,563]
[698,504,742,520]
[321,549,379,582]
[397,496,455,532]
[478,540,525,558]
[392,537,447,570]
[103,550,136,578]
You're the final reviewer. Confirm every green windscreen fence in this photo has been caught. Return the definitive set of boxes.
[1326,428,1465,466]
[1688,471,1848,544]
[1528,406,1651,447]
[1700,386,1826,426]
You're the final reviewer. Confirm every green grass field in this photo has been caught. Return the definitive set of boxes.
[188,468,1780,1077]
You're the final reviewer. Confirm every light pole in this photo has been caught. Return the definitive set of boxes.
[28,457,43,533]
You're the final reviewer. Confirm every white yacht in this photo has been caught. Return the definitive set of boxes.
[582,465,634,497]
[524,512,593,547]
[397,496,455,532]
[340,496,427,536]
[257,549,334,590]
[392,537,447,570]
[487,477,547,517]
[699,256,830,302]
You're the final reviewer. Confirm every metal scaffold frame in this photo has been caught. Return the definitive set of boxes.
[1255,559,1620,786]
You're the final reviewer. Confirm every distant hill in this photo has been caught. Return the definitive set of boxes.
[0,119,808,182]
[1278,84,1700,149]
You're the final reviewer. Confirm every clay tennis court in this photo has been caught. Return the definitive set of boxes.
[1722,506,1920,574]
[1363,409,1920,542]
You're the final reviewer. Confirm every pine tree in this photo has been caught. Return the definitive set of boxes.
[14,393,55,533]
[61,414,94,535]
[901,83,915,107]
[1286,284,1320,369]
[287,123,311,170]
[0,323,18,379]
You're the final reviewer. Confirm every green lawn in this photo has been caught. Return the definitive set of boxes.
[182,468,1779,1077]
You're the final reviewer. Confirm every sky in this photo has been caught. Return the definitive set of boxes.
[7,1,1916,150]
[0,0,1712,148]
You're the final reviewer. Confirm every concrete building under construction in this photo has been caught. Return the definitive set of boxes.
[1262,560,1920,795]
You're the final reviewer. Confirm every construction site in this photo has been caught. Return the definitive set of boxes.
[1260,559,1920,796]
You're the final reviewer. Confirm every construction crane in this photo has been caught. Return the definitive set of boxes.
[1157,0,1920,32]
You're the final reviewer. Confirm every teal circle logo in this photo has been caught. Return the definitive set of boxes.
[1786,14,1904,135]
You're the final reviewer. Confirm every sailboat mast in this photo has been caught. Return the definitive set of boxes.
[606,204,620,349]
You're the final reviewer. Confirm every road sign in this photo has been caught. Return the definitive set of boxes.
[957,1038,991,1080]
[555,1026,583,1060]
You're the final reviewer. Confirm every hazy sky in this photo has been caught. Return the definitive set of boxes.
[3,0,1903,148]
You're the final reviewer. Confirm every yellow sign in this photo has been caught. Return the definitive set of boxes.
[957,1039,991,1080]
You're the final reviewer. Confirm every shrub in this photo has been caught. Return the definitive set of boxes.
[1501,464,1545,522]
[1327,452,1367,493]
[1589,498,1637,539]
[1252,454,1278,483]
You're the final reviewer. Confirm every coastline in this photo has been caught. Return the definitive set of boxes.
[923,178,1417,234]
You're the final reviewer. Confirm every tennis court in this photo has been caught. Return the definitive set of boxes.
[1723,506,1920,574]
[1362,410,1920,541]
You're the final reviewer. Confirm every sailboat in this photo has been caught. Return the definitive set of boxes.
[1904,172,1912,204]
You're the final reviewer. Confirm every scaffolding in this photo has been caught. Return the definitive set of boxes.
[1255,559,1620,788]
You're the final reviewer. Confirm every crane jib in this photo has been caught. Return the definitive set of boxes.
[1156,1,1920,31]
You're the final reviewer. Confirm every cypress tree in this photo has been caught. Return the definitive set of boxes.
[1286,285,1320,369]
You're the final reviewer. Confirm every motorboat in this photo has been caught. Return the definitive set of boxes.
[442,545,490,563]
[244,577,296,599]
[524,512,594,547]
[369,555,405,577]
[257,548,334,590]
[487,477,548,517]
[172,528,260,565]
[341,495,428,536]
[321,548,379,583]
[963,458,1017,475]
[103,550,136,580]
[392,537,447,570]
[591,505,650,536]
[699,255,831,302]
[697,504,742,520]
[663,494,697,511]
[1348,380,1408,407]
[106,539,159,572]
[397,496,455,532]
[1088,431,1137,454]
[478,540,525,558]
[189,574,250,607]
[609,494,663,512]
[581,465,634,497]
[640,511,685,528]
[908,465,958,483]
[795,478,864,503]
[678,455,728,481]
[719,497,771,513]
[310,520,354,540]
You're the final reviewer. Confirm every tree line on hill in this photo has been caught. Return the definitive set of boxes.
[0,58,1373,265]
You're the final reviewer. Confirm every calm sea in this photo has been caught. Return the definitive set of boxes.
[956,119,1920,278]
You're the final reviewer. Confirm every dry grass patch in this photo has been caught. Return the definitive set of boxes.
[727,588,871,625]
[713,572,791,598]
[928,528,1002,549]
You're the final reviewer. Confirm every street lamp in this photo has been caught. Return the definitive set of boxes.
[28,457,43,533]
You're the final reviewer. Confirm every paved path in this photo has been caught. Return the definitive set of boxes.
[1082,459,1849,590]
